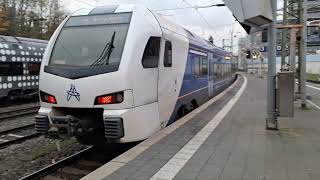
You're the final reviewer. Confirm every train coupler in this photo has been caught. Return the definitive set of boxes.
[47,115,81,139]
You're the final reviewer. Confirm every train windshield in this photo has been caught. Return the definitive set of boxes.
[49,13,131,67]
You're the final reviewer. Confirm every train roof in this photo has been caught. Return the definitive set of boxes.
[73,5,231,57]
[184,30,229,56]
[0,35,48,45]
[152,11,230,56]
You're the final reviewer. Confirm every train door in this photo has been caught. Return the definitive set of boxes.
[158,38,177,127]
[208,53,214,97]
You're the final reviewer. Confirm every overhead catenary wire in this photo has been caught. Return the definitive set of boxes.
[152,3,225,11]
[72,0,225,11]
[150,0,235,42]
[180,0,231,39]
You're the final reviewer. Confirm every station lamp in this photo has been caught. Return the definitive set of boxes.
[224,55,231,60]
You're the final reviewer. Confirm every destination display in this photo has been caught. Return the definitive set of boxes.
[65,13,132,27]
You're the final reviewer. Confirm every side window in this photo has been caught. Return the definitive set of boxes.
[201,57,208,75]
[213,63,218,76]
[0,62,24,76]
[164,41,172,67]
[193,56,208,77]
[28,63,41,75]
[217,64,221,79]
[142,37,161,68]
[193,56,201,76]
[226,64,229,74]
[221,64,226,77]
[227,64,229,74]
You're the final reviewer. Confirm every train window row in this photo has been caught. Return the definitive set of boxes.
[213,63,232,80]
[193,56,208,77]
[0,63,23,76]
[191,55,233,80]
[0,62,40,76]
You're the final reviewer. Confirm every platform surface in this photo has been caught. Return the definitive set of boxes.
[84,74,320,180]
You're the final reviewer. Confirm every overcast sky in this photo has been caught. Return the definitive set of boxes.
[60,0,248,50]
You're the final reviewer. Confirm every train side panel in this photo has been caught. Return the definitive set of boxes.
[167,45,236,125]
[157,29,189,127]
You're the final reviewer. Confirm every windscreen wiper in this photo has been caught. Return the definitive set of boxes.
[90,31,116,67]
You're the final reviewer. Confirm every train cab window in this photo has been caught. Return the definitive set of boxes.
[0,62,24,76]
[28,63,41,75]
[142,37,161,68]
[164,41,172,67]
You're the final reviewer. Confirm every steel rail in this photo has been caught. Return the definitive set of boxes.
[0,124,35,136]
[19,146,94,180]
[0,106,39,121]
[0,133,40,149]
[0,124,40,149]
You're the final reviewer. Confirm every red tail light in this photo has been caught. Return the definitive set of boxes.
[47,96,56,104]
[40,91,57,104]
[97,96,113,104]
[95,92,123,105]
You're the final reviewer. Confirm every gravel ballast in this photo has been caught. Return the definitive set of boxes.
[0,136,88,180]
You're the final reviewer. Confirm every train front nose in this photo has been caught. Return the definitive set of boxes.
[36,77,134,144]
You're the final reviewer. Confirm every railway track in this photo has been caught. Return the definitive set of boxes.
[0,124,40,149]
[19,144,137,180]
[0,104,39,121]
[19,146,96,180]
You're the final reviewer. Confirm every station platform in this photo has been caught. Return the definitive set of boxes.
[83,74,320,180]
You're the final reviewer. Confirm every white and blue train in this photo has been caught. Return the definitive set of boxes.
[35,5,236,145]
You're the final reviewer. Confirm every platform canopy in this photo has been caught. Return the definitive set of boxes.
[223,0,273,33]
